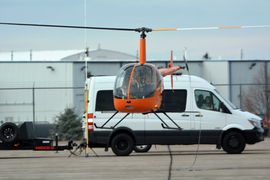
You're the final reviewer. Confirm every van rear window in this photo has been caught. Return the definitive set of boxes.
[158,90,187,112]
[95,90,116,111]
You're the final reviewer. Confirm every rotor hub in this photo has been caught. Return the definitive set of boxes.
[135,27,152,39]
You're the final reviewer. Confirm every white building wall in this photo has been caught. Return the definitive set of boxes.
[0,62,76,124]
[87,62,120,76]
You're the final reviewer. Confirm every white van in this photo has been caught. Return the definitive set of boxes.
[84,75,264,156]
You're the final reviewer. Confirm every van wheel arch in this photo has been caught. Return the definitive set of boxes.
[222,128,246,141]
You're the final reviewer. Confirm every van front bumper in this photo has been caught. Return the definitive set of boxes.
[244,127,264,144]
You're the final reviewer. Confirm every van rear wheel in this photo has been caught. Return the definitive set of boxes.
[134,145,152,153]
[222,131,246,154]
[111,133,134,156]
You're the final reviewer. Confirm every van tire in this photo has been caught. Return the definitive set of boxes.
[134,145,152,153]
[222,131,246,154]
[0,122,20,144]
[111,133,134,156]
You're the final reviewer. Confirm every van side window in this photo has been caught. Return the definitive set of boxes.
[158,90,187,112]
[95,90,116,111]
[195,90,221,111]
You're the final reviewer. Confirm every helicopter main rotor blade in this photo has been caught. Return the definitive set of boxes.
[1,22,269,32]
[0,22,137,32]
[152,25,270,31]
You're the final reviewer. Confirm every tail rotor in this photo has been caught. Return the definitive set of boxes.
[183,47,189,72]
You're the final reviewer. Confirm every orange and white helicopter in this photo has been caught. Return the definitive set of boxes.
[113,28,184,114]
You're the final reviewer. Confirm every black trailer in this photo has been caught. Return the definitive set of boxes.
[0,122,73,151]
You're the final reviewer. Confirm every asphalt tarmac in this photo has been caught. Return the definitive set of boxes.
[0,138,269,180]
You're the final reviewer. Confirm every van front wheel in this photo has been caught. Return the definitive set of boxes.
[222,131,246,154]
[111,133,134,156]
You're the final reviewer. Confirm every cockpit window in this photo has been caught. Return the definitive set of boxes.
[113,64,156,99]
[129,64,155,99]
[113,64,134,99]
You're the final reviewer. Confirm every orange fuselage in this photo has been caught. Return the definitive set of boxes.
[114,85,163,113]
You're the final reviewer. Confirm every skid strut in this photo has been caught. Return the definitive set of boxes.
[94,111,130,129]
[152,111,182,130]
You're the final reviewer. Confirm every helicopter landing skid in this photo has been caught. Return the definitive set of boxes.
[94,110,182,130]
[152,110,183,130]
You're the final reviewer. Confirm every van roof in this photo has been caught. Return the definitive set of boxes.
[164,75,215,89]
[88,75,215,90]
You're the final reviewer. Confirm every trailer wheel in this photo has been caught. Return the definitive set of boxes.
[134,145,152,153]
[0,122,20,144]
[111,133,134,156]
[222,131,246,154]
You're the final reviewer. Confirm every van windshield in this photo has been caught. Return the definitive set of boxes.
[214,89,237,110]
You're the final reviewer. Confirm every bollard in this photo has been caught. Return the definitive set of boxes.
[55,133,59,153]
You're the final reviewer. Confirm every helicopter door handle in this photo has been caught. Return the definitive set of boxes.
[195,114,203,117]
[182,114,189,117]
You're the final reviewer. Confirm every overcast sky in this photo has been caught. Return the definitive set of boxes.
[0,0,269,60]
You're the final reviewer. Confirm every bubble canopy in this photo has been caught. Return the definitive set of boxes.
[113,63,157,100]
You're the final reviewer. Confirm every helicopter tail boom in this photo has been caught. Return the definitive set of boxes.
[158,66,181,77]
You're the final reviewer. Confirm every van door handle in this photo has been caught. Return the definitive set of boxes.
[195,114,203,117]
[182,114,189,117]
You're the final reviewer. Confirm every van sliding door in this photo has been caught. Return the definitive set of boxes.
[145,89,191,145]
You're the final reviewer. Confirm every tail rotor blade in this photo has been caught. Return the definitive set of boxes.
[183,47,190,74]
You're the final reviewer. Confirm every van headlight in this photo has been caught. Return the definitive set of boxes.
[248,118,261,128]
